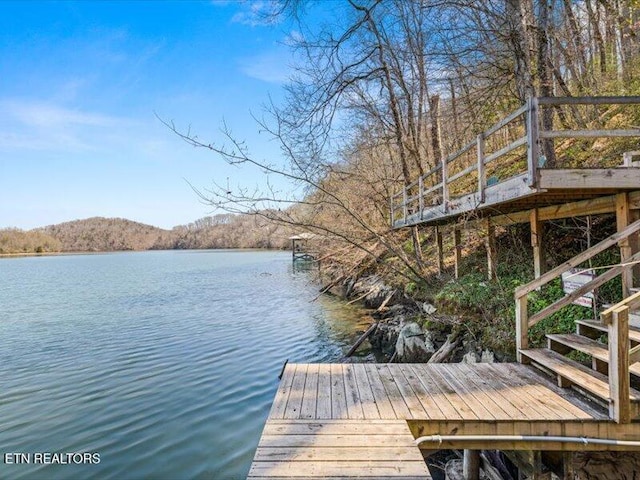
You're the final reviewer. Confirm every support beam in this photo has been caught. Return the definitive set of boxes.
[485,218,496,280]
[454,229,462,279]
[609,306,631,424]
[463,450,480,480]
[530,209,546,279]
[435,225,444,275]
[516,295,529,363]
[616,193,633,298]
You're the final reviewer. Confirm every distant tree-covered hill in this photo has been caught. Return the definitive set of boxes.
[0,228,62,254]
[0,214,294,254]
[39,217,174,252]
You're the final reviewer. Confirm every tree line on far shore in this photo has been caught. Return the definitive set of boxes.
[0,215,293,254]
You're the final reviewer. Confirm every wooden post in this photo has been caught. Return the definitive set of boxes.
[403,188,408,224]
[454,229,462,279]
[530,208,545,279]
[418,176,424,220]
[477,133,486,203]
[463,450,480,480]
[515,294,529,363]
[608,306,630,423]
[435,225,444,275]
[485,217,496,280]
[616,192,632,298]
[632,209,640,286]
[526,97,539,188]
[442,160,449,213]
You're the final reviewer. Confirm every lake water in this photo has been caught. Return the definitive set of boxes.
[0,250,370,480]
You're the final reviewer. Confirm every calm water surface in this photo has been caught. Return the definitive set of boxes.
[0,250,369,479]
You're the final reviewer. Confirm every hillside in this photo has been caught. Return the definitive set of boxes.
[0,214,293,254]
[39,217,174,252]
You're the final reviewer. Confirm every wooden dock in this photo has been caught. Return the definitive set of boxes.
[249,363,640,479]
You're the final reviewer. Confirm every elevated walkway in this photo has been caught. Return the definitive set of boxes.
[391,96,640,229]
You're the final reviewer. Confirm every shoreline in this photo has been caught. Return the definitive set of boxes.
[0,247,285,259]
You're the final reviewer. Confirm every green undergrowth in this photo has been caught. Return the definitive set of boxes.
[390,217,628,360]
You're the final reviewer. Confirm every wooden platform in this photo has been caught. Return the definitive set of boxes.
[393,169,640,229]
[250,363,640,479]
[249,419,431,479]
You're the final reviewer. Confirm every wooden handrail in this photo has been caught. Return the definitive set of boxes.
[526,250,640,328]
[515,218,640,298]
[601,290,640,324]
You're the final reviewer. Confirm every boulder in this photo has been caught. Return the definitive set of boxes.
[422,302,437,315]
[351,275,399,309]
[395,322,435,362]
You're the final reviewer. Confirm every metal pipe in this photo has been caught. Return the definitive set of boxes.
[415,434,640,447]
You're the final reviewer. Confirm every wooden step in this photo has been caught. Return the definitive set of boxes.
[575,319,640,344]
[519,348,640,405]
[600,304,640,328]
[547,333,640,377]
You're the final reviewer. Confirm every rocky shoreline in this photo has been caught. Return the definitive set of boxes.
[340,274,499,365]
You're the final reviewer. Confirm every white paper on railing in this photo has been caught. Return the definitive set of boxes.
[561,268,595,308]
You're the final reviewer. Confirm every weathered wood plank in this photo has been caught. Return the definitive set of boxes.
[270,364,297,419]
[473,363,563,420]
[329,363,348,419]
[253,446,424,462]
[509,363,604,419]
[408,364,462,420]
[300,363,319,419]
[413,364,477,419]
[352,364,380,419]
[385,365,428,419]
[430,364,497,420]
[262,420,414,436]
[539,169,640,189]
[256,434,419,448]
[449,364,517,419]
[610,307,631,423]
[362,364,397,419]
[396,364,444,419]
[284,364,307,420]
[343,364,365,419]
[315,364,332,419]
[249,461,430,478]
[373,364,412,419]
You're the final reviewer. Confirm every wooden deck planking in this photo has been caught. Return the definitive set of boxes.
[252,362,626,478]
[284,364,308,420]
[329,363,348,419]
[300,364,319,419]
[250,420,431,479]
[272,363,599,422]
[363,363,397,418]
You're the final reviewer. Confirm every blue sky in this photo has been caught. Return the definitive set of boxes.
[0,1,311,229]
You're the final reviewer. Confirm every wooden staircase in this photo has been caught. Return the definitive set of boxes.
[514,219,640,423]
[520,320,640,419]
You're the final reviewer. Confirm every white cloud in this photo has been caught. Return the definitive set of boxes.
[4,101,126,129]
[0,99,140,153]
[239,49,290,84]
[230,0,282,26]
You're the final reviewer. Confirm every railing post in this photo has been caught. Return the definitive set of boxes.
[608,306,630,423]
[418,176,424,220]
[477,133,486,203]
[403,188,408,224]
[442,160,449,213]
[526,97,539,188]
[515,294,529,363]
